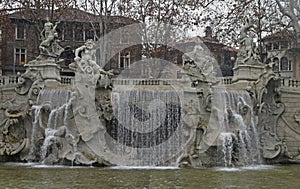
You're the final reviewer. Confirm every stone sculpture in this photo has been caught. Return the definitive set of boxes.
[72,39,110,76]
[249,62,291,162]
[236,19,263,66]
[29,18,64,64]
[0,98,29,158]
[1,19,300,167]
[182,39,218,84]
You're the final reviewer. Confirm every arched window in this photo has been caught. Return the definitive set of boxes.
[280,57,289,71]
[273,57,279,72]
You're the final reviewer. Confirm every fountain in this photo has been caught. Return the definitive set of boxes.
[0,20,299,168]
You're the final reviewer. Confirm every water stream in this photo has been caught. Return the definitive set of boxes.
[109,88,185,166]
[213,89,261,167]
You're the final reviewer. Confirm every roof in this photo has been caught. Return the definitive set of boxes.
[174,36,237,52]
[9,8,138,24]
[176,36,223,45]
[263,29,296,41]
[222,46,238,52]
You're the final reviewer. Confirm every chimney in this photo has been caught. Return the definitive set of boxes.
[204,26,213,39]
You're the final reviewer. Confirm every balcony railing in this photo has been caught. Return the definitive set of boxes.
[220,77,233,85]
[0,76,19,86]
[61,76,75,86]
[281,78,300,88]
[0,75,299,89]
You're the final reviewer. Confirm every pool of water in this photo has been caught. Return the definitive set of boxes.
[0,163,299,189]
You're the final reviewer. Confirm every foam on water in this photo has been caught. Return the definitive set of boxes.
[215,165,275,172]
[109,166,179,170]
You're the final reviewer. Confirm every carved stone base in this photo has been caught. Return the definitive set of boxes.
[232,65,264,87]
[25,61,61,87]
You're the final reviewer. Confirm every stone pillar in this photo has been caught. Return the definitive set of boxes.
[232,65,264,87]
[25,61,61,87]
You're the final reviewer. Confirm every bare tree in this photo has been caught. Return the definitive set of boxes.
[0,0,77,38]
[201,0,285,46]
[275,0,300,41]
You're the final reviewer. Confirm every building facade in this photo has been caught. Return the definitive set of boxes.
[0,8,142,76]
[151,26,237,77]
[262,30,300,78]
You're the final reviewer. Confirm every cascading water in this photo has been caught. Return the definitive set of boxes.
[28,88,76,163]
[28,105,42,160]
[213,89,262,167]
[37,89,71,109]
[109,88,185,166]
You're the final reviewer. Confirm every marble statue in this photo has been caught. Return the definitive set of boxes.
[71,39,112,79]
[39,19,64,59]
[29,18,64,64]
[236,19,263,66]
[182,39,218,83]
[0,19,299,168]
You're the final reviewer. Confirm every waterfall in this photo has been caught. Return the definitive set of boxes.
[109,88,185,166]
[28,88,72,163]
[40,128,57,161]
[28,105,42,160]
[37,89,71,109]
[213,89,262,167]
[220,132,235,167]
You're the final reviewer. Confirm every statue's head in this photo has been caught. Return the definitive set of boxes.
[44,21,53,30]
[85,39,94,49]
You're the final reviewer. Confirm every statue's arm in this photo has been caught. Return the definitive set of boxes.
[53,21,61,31]
[75,46,85,59]
[91,49,96,60]
[40,29,45,40]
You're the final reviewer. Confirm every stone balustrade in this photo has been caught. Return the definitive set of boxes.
[1,75,300,89]
[61,76,75,86]
[0,76,19,86]
[111,78,192,86]
[281,78,300,88]
[220,77,233,85]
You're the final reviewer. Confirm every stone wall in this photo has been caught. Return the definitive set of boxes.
[277,86,300,156]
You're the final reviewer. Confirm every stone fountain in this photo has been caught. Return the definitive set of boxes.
[0,20,299,167]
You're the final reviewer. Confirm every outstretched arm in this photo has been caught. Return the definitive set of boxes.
[53,21,61,31]
[75,45,85,59]
[40,29,45,41]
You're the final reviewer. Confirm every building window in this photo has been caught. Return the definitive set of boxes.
[75,25,84,41]
[119,52,130,69]
[281,41,289,49]
[280,57,289,71]
[85,29,94,40]
[177,55,183,65]
[64,24,73,41]
[272,57,279,72]
[273,42,279,50]
[95,29,100,40]
[15,48,26,65]
[279,57,292,71]
[56,25,63,40]
[15,23,25,39]
[266,43,272,51]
